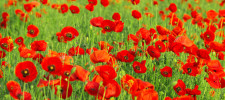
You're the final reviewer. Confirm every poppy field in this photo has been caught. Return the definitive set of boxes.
[1,0,225,100]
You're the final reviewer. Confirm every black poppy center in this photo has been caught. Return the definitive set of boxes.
[64,72,70,76]
[29,29,34,34]
[1,23,4,27]
[206,34,210,39]
[176,87,181,92]
[158,45,162,50]
[2,43,8,48]
[104,26,110,30]
[17,39,22,42]
[62,7,65,10]
[90,88,96,91]
[21,69,30,77]
[151,50,155,53]
[135,66,140,70]
[124,56,129,60]
[66,33,73,38]
[17,93,23,99]
[206,44,210,48]
[187,68,192,73]
[174,21,178,25]
[48,65,56,72]
[124,83,129,89]
[163,71,168,75]
[72,10,75,13]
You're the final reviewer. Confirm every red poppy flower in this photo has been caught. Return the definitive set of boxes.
[85,4,94,12]
[173,79,186,95]
[85,81,100,96]
[209,41,225,52]
[207,60,224,73]
[130,79,155,96]
[35,12,42,18]
[136,89,158,100]
[132,10,142,19]
[219,9,225,17]
[27,25,39,38]
[197,49,210,60]
[0,68,3,78]
[0,36,14,52]
[6,81,22,94]
[95,65,117,80]
[60,4,69,14]
[116,50,135,62]
[98,80,121,99]
[203,30,215,42]
[20,48,36,58]
[132,60,147,73]
[128,34,139,45]
[88,0,98,6]
[217,52,224,60]
[114,20,124,32]
[160,66,172,77]
[30,40,47,51]
[0,51,6,58]
[15,9,24,16]
[98,41,114,52]
[153,0,158,5]
[173,95,194,100]
[112,12,121,21]
[205,73,222,89]
[121,74,136,93]
[90,50,110,64]
[101,0,109,7]
[60,64,75,81]
[86,47,98,55]
[169,3,177,13]
[174,36,194,47]
[90,17,104,27]
[182,62,199,76]
[131,0,140,5]
[6,81,23,99]
[68,46,85,56]
[207,10,218,19]
[156,25,170,35]
[92,75,103,83]
[14,36,23,44]
[155,40,166,52]
[207,25,217,33]
[170,17,183,28]
[186,85,201,96]
[2,12,9,20]
[53,80,72,99]
[183,14,191,22]
[101,20,116,33]
[147,46,161,59]
[61,26,79,41]
[40,0,48,5]
[191,11,199,18]
[32,53,44,64]
[15,61,38,83]
[0,20,7,29]
[169,42,184,56]
[41,57,63,75]
[24,3,33,13]
[69,5,80,14]
[70,65,90,82]
[51,4,60,9]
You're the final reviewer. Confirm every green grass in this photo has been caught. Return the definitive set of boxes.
[0,0,225,100]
